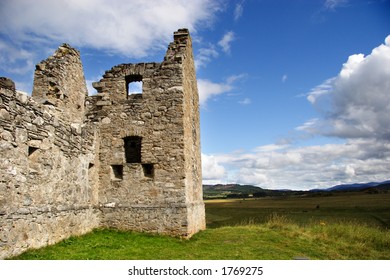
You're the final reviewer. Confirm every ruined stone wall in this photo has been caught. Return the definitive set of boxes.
[0,29,204,259]
[0,79,99,259]
[32,44,88,122]
[87,29,205,237]
[176,30,205,235]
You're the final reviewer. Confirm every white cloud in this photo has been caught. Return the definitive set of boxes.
[238,98,251,105]
[234,2,244,21]
[306,35,390,141]
[282,74,288,83]
[254,144,289,153]
[0,40,36,75]
[236,169,269,185]
[198,35,390,190]
[197,74,245,105]
[195,45,219,69]
[197,79,232,105]
[200,87,390,189]
[345,164,355,177]
[306,78,335,105]
[295,118,320,133]
[218,31,235,54]
[202,153,225,180]
[324,0,348,10]
[0,0,222,58]
[202,139,390,189]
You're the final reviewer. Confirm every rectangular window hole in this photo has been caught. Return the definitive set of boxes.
[124,136,142,163]
[126,74,143,96]
[28,146,39,157]
[111,165,123,180]
[128,81,143,94]
[142,163,154,178]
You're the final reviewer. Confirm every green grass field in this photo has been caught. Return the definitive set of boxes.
[205,192,390,229]
[10,192,390,260]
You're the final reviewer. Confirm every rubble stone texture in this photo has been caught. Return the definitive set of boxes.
[0,29,205,259]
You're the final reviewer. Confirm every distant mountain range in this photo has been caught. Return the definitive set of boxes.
[203,180,390,199]
[320,180,390,192]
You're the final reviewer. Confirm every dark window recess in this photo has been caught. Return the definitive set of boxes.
[124,136,142,163]
[89,163,94,169]
[111,165,123,180]
[142,164,154,178]
[28,146,39,157]
[125,74,143,95]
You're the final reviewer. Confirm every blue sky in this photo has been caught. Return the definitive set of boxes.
[1,0,389,189]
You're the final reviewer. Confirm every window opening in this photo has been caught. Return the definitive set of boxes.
[142,164,154,178]
[111,165,123,180]
[124,136,142,163]
[28,146,39,157]
[125,74,143,96]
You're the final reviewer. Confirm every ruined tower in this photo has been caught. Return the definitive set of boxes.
[0,29,205,259]
[88,28,205,236]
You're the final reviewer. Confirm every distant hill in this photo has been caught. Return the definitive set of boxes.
[203,180,390,199]
[203,184,305,199]
[324,180,390,192]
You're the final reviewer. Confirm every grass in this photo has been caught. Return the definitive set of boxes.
[11,216,390,260]
[10,192,390,260]
[205,192,390,229]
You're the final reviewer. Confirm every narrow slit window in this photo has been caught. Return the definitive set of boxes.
[111,165,123,180]
[142,164,154,178]
[124,136,142,163]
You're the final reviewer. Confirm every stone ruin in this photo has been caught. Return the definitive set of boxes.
[0,29,205,259]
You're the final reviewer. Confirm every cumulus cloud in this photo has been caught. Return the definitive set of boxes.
[218,31,235,54]
[202,153,226,180]
[0,0,221,58]
[203,37,390,189]
[202,139,390,189]
[306,35,390,141]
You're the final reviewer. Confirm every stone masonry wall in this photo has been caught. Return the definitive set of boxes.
[0,78,99,259]
[0,29,204,259]
[177,30,205,235]
[32,44,88,123]
[87,29,205,237]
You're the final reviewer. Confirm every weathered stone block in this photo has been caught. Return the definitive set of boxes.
[0,109,10,120]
